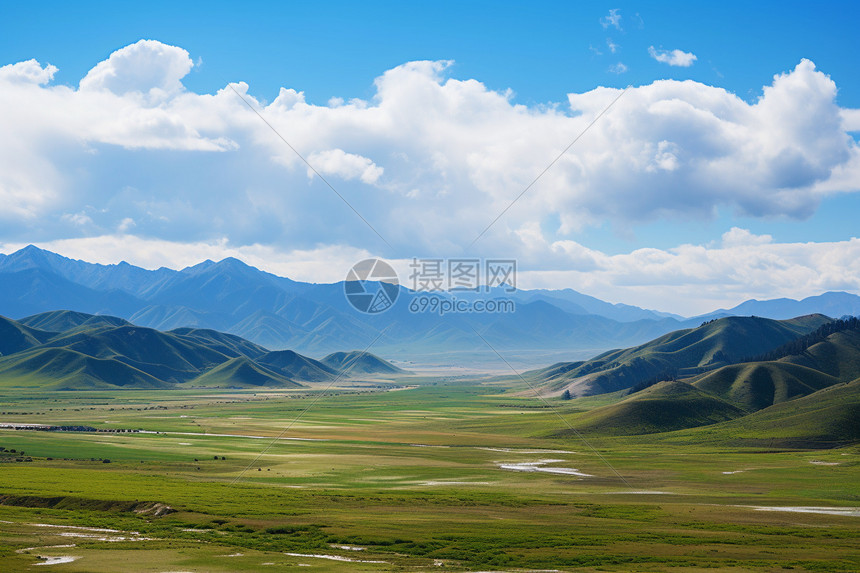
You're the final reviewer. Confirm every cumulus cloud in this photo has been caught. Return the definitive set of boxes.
[721,226,772,247]
[307,149,384,184]
[649,46,697,67]
[0,59,58,84]
[0,41,858,294]
[608,62,628,74]
[515,231,860,315]
[80,39,193,98]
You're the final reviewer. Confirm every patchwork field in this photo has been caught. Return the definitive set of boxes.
[0,379,857,572]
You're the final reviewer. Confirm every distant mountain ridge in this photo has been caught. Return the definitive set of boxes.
[1,246,858,362]
[0,311,402,390]
[695,291,860,321]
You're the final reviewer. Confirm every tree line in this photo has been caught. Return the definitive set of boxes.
[740,316,860,364]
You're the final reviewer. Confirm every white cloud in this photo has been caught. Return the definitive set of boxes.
[601,9,622,30]
[0,59,58,84]
[307,149,384,184]
[515,231,860,315]
[649,46,697,67]
[842,108,860,131]
[720,227,772,247]
[61,212,93,227]
[118,217,136,233]
[80,39,193,99]
[0,42,858,292]
[608,62,628,74]
[606,38,619,54]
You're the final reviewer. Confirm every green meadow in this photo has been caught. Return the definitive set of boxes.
[0,380,858,572]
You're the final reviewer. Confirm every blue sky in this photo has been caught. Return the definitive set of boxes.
[0,1,858,314]
[4,1,858,109]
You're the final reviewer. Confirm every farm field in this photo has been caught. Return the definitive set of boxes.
[0,379,857,572]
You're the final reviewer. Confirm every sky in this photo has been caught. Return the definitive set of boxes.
[0,0,858,315]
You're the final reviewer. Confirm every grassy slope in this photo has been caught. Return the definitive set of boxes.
[167,327,270,360]
[689,361,839,412]
[536,315,832,397]
[563,380,746,436]
[780,329,860,380]
[189,357,303,388]
[18,309,130,332]
[39,325,231,374]
[689,328,860,412]
[0,316,53,356]
[670,378,860,446]
[257,350,337,382]
[0,347,169,390]
[0,315,323,389]
[322,350,404,375]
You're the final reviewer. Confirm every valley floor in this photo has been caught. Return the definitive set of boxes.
[0,380,857,572]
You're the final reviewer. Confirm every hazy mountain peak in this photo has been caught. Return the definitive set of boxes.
[181,259,216,273]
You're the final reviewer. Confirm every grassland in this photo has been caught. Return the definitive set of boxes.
[0,379,858,572]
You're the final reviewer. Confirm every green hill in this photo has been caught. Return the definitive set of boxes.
[689,327,860,411]
[257,350,337,382]
[167,327,269,360]
[779,329,860,380]
[675,378,860,447]
[18,309,130,332]
[189,357,303,388]
[0,315,53,356]
[534,315,831,397]
[36,325,233,383]
[321,351,403,375]
[562,380,745,436]
[0,347,168,390]
[549,319,860,441]
[0,313,405,389]
[690,362,839,412]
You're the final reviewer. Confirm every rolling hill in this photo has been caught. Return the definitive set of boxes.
[541,316,860,439]
[689,362,839,412]
[257,350,338,382]
[534,314,831,397]
[321,351,405,375]
[0,347,169,390]
[672,378,860,448]
[0,315,53,356]
[687,320,860,411]
[188,357,303,388]
[17,309,131,332]
[560,380,746,436]
[0,312,404,390]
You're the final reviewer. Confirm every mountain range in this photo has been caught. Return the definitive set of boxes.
[0,310,402,390]
[1,246,860,365]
